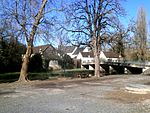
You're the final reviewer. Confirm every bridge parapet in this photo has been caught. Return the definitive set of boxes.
[81,59,150,70]
[104,60,150,68]
[82,59,95,65]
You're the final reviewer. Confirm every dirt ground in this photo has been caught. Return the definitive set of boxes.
[0,75,150,113]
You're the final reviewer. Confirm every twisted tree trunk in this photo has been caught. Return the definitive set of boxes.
[18,46,31,82]
[18,0,48,82]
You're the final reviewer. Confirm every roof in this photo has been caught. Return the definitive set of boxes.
[80,51,119,58]
[81,51,94,57]
[58,46,76,54]
[103,51,119,58]
[32,44,54,53]
[73,47,84,55]
[32,44,58,60]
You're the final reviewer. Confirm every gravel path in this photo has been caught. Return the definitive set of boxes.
[0,75,150,113]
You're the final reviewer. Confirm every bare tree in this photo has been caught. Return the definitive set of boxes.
[0,0,60,82]
[135,7,147,61]
[62,0,125,77]
[19,0,48,82]
[110,22,130,58]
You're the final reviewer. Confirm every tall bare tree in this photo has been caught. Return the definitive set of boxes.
[110,22,130,58]
[63,0,125,77]
[135,7,147,61]
[19,0,48,82]
[0,0,60,82]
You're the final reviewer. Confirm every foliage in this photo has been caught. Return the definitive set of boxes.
[0,38,26,73]
[29,53,44,72]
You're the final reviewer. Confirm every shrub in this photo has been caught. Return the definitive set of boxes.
[29,53,44,72]
[58,54,74,69]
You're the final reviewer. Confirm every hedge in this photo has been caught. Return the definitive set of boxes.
[0,72,49,83]
[49,69,94,77]
[0,69,94,83]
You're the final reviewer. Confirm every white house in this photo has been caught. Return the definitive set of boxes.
[77,51,94,70]
[66,46,78,58]
[76,49,119,70]
[58,46,84,59]
[57,45,119,70]
[82,46,91,52]
[100,51,119,62]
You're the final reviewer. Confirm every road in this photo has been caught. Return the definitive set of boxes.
[0,75,150,113]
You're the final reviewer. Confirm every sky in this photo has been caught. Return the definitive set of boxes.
[122,0,150,27]
[1,0,148,46]
[41,0,150,47]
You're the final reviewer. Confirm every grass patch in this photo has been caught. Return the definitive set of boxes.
[28,72,49,80]
[0,69,94,83]
[0,72,49,83]
[49,69,94,77]
[0,72,20,79]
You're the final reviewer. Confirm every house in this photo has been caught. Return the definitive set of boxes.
[82,46,91,52]
[72,47,84,58]
[32,44,58,60]
[76,49,119,70]
[58,46,77,58]
[32,44,119,70]
[58,45,84,59]
[100,51,119,62]
[76,51,94,70]
[32,44,60,70]
[58,45,119,70]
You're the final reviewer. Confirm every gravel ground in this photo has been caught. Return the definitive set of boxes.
[0,75,150,113]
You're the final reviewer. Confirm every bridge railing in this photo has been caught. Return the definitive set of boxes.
[105,60,150,67]
[82,59,95,64]
[81,58,150,67]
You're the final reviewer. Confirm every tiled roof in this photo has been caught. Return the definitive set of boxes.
[73,47,84,55]
[103,51,119,58]
[80,51,119,58]
[81,51,94,57]
[32,44,52,53]
[58,46,76,54]
[32,44,58,60]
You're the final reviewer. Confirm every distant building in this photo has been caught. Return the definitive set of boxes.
[32,44,119,70]
[32,44,58,60]
[76,48,119,70]
[32,44,60,70]
[76,51,94,70]
[58,45,84,59]
[100,51,119,62]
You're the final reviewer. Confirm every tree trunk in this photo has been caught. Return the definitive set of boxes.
[18,0,47,82]
[94,47,101,77]
[18,46,32,82]
[93,36,101,77]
